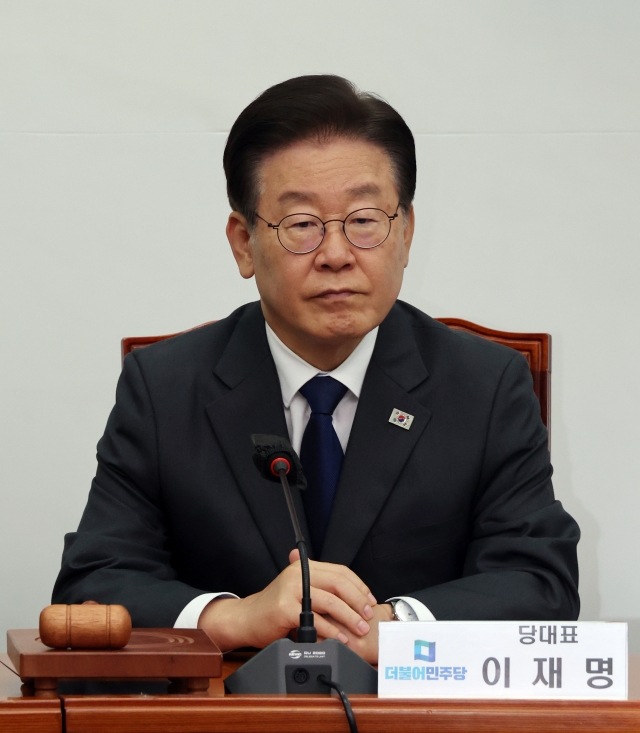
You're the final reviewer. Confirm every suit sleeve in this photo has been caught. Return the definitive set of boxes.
[410,351,580,621]
[52,352,206,627]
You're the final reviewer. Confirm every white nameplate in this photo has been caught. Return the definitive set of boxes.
[378,621,627,700]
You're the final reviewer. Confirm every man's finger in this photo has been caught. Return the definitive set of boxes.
[309,587,371,637]
[312,613,349,644]
[289,549,374,602]
[288,551,377,613]
[311,560,376,605]
[307,564,376,621]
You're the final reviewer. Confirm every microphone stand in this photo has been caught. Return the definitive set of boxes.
[272,458,316,643]
[224,436,377,696]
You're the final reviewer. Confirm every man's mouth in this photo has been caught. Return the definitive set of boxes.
[314,289,357,300]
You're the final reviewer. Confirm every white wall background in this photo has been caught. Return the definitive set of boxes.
[1,0,639,650]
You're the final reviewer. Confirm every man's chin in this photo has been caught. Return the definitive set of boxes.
[303,312,375,344]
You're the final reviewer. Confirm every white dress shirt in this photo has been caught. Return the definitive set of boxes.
[174,323,435,628]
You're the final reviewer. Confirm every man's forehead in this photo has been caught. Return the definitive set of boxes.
[277,183,384,207]
[257,138,398,211]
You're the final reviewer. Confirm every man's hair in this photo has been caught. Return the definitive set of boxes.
[223,75,416,228]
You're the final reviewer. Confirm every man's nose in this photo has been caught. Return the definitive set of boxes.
[315,221,355,268]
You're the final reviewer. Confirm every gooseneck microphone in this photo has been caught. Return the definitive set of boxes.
[224,434,377,704]
[250,434,316,643]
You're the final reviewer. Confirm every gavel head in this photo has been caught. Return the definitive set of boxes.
[39,604,132,649]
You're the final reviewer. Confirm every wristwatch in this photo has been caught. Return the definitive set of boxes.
[389,598,419,621]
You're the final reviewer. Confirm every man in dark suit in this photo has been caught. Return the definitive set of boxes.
[53,75,579,663]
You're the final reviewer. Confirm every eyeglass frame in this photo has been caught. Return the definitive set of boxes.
[254,202,401,254]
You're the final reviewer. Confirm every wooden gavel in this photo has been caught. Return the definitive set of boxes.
[39,602,132,649]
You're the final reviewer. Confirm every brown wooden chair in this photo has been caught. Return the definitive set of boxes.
[438,319,551,434]
[122,318,551,436]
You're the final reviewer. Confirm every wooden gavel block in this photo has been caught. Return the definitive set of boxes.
[39,603,132,649]
[7,604,222,699]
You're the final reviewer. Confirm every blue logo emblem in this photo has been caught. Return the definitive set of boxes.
[414,640,436,662]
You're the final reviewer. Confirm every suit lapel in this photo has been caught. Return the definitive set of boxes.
[205,304,311,571]
[321,305,432,566]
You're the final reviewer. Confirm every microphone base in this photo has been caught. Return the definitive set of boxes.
[224,638,377,694]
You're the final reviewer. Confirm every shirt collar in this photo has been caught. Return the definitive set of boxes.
[265,322,378,408]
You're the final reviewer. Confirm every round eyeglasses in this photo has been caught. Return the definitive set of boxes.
[255,203,400,254]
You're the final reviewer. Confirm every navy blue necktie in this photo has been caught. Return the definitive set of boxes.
[300,376,348,557]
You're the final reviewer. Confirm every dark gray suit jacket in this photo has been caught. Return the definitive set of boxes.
[53,301,580,626]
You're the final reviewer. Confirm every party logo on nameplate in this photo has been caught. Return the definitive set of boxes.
[389,409,414,430]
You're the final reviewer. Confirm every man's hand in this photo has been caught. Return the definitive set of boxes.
[319,602,394,664]
[198,549,377,652]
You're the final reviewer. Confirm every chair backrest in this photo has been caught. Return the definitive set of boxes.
[122,318,551,434]
[438,319,551,435]
[121,321,215,363]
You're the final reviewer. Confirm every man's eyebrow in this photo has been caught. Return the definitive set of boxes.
[277,191,315,206]
[345,183,383,198]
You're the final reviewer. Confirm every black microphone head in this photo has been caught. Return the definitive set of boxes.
[251,434,307,490]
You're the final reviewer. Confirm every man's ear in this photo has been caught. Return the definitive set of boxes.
[402,205,415,268]
[226,212,255,279]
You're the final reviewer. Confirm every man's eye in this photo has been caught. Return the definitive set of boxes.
[288,220,319,230]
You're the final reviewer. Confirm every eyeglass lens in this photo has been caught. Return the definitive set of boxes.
[277,209,392,253]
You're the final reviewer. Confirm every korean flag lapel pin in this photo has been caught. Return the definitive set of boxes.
[389,408,414,430]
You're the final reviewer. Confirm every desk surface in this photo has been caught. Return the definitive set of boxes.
[2,652,639,733]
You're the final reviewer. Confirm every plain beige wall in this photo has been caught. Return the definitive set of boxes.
[1,0,639,650]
